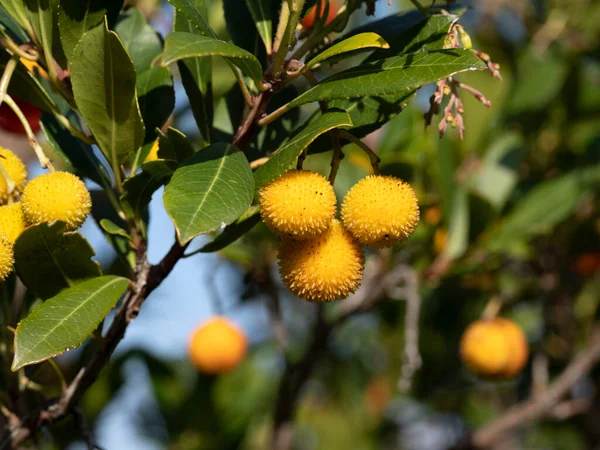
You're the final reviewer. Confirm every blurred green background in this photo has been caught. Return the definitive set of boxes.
[15,0,600,448]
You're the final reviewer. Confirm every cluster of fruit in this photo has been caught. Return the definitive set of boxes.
[259,170,420,302]
[460,317,529,379]
[0,146,92,281]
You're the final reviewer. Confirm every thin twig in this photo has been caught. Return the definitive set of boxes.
[0,55,18,107]
[3,95,53,170]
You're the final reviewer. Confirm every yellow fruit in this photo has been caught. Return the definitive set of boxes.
[433,228,448,255]
[0,233,14,282]
[495,318,529,378]
[21,171,91,230]
[187,317,248,374]
[259,170,336,240]
[460,318,529,379]
[460,320,510,377]
[0,203,26,244]
[341,175,419,248]
[0,147,28,203]
[278,219,364,302]
[144,139,160,162]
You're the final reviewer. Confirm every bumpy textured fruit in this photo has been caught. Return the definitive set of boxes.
[0,147,28,203]
[0,233,14,282]
[21,171,91,230]
[0,203,26,244]
[144,139,160,162]
[341,175,420,248]
[495,318,529,378]
[278,219,365,302]
[0,97,42,134]
[460,320,510,377]
[301,0,339,28]
[259,170,336,240]
[460,318,529,379]
[188,317,248,374]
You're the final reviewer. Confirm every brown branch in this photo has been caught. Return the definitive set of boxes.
[471,327,600,449]
[5,239,189,447]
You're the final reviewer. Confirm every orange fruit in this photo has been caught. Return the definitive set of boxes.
[460,318,528,379]
[300,0,339,29]
[495,318,529,378]
[574,252,600,277]
[187,316,248,374]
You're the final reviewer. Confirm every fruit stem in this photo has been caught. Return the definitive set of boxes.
[0,55,18,107]
[328,129,343,184]
[0,164,16,197]
[338,130,381,175]
[481,296,502,321]
[3,95,54,171]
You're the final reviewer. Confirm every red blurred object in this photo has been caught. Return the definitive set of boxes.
[574,252,600,277]
[300,0,339,29]
[0,97,42,134]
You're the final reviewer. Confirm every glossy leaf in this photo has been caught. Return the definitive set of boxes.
[161,32,264,86]
[24,0,66,77]
[288,49,486,109]
[99,219,130,240]
[254,109,352,189]
[14,222,102,300]
[137,66,175,144]
[245,0,272,54]
[222,0,267,69]
[156,127,195,163]
[12,276,129,371]
[306,32,389,69]
[115,7,162,72]
[163,143,254,244]
[2,0,30,33]
[168,0,214,37]
[58,0,121,61]
[70,20,145,169]
[173,0,212,142]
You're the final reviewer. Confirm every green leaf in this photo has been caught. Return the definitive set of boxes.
[24,0,66,79]
[121,159,178,219]
[306,32,389,69]
[0,4,30,42]
[157,127,195,163]
[161,32,264,86]
[70,19,145,171]
[40,112,112,187]
[2,0,31,35]
[58,0,119,62]
[245,0,272,54]
[115,7,162,73]
[287,49,486,110]
[486,168,600,251]
[223,0,267,69]
[365,13,459,62]
[174,0,212,143]
[443,187,469,260]
[196,206,260,253]
[253,109,353,189]
[163,143,255,244]
[99,219,130,240]
[12,275,129,371]
[14,222,102,300]
[305,91,414,155]
[168,0,214,37]
[137,66,175,143]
